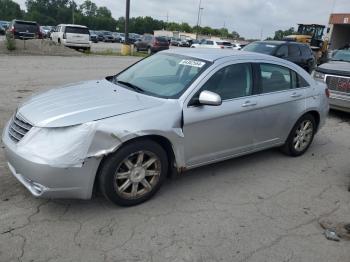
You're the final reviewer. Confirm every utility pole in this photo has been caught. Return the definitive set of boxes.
[125,0,130,44]
[195,0,203,40]
[72,1,75,24]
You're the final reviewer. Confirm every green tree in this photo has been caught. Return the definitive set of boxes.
[79,0,97,17]
[0,0,23,20]
[273,27,295,40]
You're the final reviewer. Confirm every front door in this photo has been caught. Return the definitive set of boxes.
[183,62,259,167]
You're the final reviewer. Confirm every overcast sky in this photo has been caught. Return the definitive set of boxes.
[14,0,350,38]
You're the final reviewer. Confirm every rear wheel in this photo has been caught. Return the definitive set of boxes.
[147,47,152,55]
[281,114,316,157]
[98,140,168,206]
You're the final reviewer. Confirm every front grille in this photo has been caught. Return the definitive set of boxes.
[8,114,33,143]
[326,75,350,94]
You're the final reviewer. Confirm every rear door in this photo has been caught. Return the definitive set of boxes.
[251,62,307,149]
[65,26,90,44]
[287,44,302,67]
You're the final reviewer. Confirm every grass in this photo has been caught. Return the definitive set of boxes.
[5,34,16,51]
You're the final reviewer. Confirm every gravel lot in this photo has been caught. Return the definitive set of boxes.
[0,55,349,262]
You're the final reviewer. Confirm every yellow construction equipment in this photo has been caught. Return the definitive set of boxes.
[284,24,329,63]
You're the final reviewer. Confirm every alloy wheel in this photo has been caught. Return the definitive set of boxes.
[293,120,314,152]
[114,151,161,200]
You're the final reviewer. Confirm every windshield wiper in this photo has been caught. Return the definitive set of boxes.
[116,79,145,93]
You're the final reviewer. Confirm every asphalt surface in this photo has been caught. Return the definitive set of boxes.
[0,55,349,262]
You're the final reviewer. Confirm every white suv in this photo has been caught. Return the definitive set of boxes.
[191,39,233,49]
[51,24,91,51]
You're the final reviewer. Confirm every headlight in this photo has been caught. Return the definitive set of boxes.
[313,71,326,82]
[17,122,96,168]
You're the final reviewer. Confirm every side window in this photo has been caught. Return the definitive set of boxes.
[291,70,310,89]
[297,74,309,87]
[300,46,312,57]
[276,45,288,57]
[200,63,253,100]
[207,41,214,45]
[259,64,292,93]
[288,45,301,57]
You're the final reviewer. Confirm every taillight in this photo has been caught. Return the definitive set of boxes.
[325,88,330,98]
[154,40,159,46]
[220,45,224,49]
[11,27,15,33]
[63,33,66,39]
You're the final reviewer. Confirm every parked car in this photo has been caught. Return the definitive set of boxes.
[100,31,115,42]
[191,39,233,49]
[89,30,98,43]
[95,31,105,42]
[135,35,169,54]
[243,41,316,73]
[171,37,181,46]
[232,43,242,50]
[129,33,141,44]
[2,49,329,206]
[313,49,350,112]
[6,20,42,39]
[51,24,91,51]
[0,21,9,35]
[112,32,122,43]
[40,26,52,38]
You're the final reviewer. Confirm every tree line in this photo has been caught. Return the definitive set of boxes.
[0,0,243,38]
[0,0,294,40]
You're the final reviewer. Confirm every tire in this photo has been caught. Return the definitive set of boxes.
[98,140,168,206]
[281,114,316,157]
[147,47,152,55]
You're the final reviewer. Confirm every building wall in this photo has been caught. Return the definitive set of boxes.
[329,13,350,25]
[328,13,350,50]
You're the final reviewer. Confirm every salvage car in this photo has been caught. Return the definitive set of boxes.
[313,49,350,112]
[243,41,316,73]
[2,49,329,206]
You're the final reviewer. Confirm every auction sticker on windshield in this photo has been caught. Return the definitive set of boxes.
[179,60,206,68]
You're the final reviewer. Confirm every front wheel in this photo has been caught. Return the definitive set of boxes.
[147,47,152,55]
[98,140,168,206]
[281,114,316,157]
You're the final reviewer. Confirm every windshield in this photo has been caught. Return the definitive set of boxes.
[243,42,278,55]
[331,50,350,63]
[115,53,210,98]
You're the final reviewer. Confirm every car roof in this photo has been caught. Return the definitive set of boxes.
[254,40,309,47]
[57,24,88,28]
[163,48,279,62]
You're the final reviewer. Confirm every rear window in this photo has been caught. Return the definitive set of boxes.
[217,41,232,46]
[243,42,278,55]
[14,21,38,33]
[156,37,168,42]
[300,45,313,57]
[65,26,89,35]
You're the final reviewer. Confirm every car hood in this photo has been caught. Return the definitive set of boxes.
[317,61,350,77]
[17,79,164,128]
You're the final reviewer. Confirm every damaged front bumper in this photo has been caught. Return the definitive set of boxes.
[2,121,102,199]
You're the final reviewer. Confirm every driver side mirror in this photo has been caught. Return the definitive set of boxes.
[198,90,222,106]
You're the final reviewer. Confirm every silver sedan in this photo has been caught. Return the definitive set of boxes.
[2,49,329,206]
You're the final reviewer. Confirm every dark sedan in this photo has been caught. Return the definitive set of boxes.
[243,41,316,73]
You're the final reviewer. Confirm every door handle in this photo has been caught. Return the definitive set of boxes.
[291,93,302,98]
[242,101,257,107]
